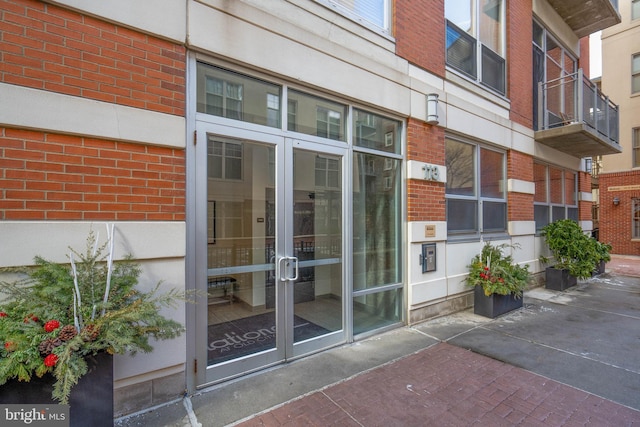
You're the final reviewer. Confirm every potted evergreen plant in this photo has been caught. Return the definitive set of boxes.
[592,239,612,275]
[540,219,598,290]
[466,242,530,318]
[0,228,186,426]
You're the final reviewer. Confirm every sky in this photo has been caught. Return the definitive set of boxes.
[590,31,602,78]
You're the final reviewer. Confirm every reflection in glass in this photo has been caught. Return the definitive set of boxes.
[287,90,347,142]
[353,153,401,292]
[292,149,343,341]
[197,62,281,128]
[206,137,277,366]
[353,109,401,154]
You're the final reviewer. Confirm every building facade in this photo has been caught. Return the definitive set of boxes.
[0,0,621,417]
[599,0,640,255]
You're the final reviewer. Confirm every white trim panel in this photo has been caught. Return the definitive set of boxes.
[0,83,185,148]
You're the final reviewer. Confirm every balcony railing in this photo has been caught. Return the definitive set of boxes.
[535,69,621,158]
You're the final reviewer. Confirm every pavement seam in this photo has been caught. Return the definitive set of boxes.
[183,396,202,427]
[321,391,365,426]
[477,324,640,375]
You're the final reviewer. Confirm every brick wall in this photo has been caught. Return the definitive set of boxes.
[0,0,187,222]
[0,128,185,221]
[599,171,640,255]
[394,0,445,77]
[406,118,445,222]
[507,0,533,128]
[0,0,186,116]
[507,150,533,221]
[578,171,591,222]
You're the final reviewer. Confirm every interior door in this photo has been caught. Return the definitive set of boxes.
[196,125,346,387]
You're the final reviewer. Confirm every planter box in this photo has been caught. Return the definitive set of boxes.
[473,286,523,318]
[0,352,113,427]
[545,267,577,291]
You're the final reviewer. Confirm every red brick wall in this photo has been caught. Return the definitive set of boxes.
[0,0,186,116]
[394,0,445,77]
[507,151,533,221]
[507,0,533,128]
[599,171,640,255]
[0,128,185,221]
[406,119,445,221]
[578,171,591,222]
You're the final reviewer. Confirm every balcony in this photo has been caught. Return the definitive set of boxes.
[545,0,620,38]
[535,69,621,158]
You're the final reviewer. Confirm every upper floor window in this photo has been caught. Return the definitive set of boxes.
[318,0,391,34]
[633,0,640,21]
[633,53,640,94]
[633,128,640,168]
[445,0,506,95]
[533,162,578,232]
[445,137,507,238]
[532,20,577,129]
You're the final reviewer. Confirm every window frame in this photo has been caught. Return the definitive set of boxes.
[533,162,579,233]
[633,128,640,168]
[315,0,392,36]
[632,0,640,21]
[633,198,640,240]
[445,0,507,95]
[633,53,640,95]
[445,137,508,240]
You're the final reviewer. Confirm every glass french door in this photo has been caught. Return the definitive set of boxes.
[195,123,346,387]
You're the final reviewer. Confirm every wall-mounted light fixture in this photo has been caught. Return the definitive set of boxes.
[613,197,620,206]
[426,93,439,125]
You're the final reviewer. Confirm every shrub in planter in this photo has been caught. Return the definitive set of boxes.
[0,228,186,405]
[592,239,612,275]
[540,219,598,281]
[466,242,530,298]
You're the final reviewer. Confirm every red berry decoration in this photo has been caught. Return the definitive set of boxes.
[4,341,16,351]
[44,354,58,367]
[23,314,39,323]
[44,320,61,333]
[0,312,7,318]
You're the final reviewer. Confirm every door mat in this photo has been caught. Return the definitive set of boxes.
[207,312,329,365]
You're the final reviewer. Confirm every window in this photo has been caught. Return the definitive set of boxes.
[633,54,640,94]
[633,0,640,21]
[197,62,281,128]
[532,21,577,130]
[287,90,347,141]
[446,0,506,94]
[353,109,401,154]
[207,137,242,180]
[634,128,640,168]
[315,156,340,188]
[533,162,578,232]
[318,0,391,34]
[445,138,507,237]
[634,199,640,239]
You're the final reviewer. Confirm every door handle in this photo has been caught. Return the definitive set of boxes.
[278,256,299,282]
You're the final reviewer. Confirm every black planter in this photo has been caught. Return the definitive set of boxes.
[545,266,577,291]
[0,352,113,427]
[595,260,606,275]
[473,286,523,318]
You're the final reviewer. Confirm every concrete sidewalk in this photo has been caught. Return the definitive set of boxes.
[117,256,640,426]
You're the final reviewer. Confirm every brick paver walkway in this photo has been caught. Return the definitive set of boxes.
[235,343,640,426]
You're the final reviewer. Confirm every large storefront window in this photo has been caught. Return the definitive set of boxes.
[534,162,578,232]
[445,137,506,238]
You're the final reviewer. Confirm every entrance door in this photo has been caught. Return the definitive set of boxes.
[195,124,346,387]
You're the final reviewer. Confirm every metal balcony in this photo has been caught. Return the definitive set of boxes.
[535,69,621,158]
[545,0,620,38]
